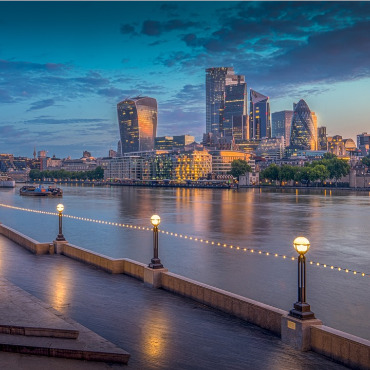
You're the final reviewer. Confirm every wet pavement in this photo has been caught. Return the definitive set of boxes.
[0,235,348,369]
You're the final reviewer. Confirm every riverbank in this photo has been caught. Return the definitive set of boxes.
[0,224,369,369]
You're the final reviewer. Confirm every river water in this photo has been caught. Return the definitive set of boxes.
[0,185,369,340]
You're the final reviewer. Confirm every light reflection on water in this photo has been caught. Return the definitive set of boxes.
[0,185,369,340]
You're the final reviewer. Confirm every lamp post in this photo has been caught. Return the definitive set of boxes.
[148,214,163,269]
[289,236,315,320]
[56,203,65,241]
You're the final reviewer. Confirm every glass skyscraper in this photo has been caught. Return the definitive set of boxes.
[289,99,317,150]
[222,80,247,139]
[117,97,157,154]
[206,67,243,135]
[249,89,271,140]
[271,110,293,144]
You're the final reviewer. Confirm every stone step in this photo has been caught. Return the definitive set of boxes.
[0,333,130,363]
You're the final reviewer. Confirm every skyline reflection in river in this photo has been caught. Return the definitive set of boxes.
[0,185,369,340]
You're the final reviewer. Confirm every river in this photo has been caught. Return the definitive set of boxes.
[0,185,369,340]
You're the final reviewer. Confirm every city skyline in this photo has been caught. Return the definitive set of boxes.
[0,1,369,158]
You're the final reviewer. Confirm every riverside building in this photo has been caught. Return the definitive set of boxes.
[117,97,158,155]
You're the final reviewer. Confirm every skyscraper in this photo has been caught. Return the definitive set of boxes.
[289,99,317,150]
[271,110,293,144]
[117,97,157,154]
[206,67,244,135]
[249,89,271,140]
[317,126,327,150]
[222,79,247,139]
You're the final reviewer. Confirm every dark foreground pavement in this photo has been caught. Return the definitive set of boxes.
[0,235,348,369]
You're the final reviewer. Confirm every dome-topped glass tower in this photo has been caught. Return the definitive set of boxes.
[289,99,317,150]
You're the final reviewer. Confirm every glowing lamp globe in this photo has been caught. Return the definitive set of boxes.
[150,214,161,227]
[57,204,64,213]
[293,237,310,255]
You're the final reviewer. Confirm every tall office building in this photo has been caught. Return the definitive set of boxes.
[289,99,317,150]
[117,97,157,154]
[271,110,293,144]
[357,132,370,156]
[317,126,327,150]
[222,79,247,139]
[206,67,246,135]
[249,89,271,140]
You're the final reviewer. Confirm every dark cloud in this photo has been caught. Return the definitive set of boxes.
[141,19,198,36]
[24,117,108,125]
[98,87,135,98]
[27,99,54,111]
[120,24,136,35]
[0,59,66,73]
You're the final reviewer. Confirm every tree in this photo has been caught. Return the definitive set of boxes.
[230,160,252,178]
[261,164,280,182]
[362,156,370,167]
[295,167,313,186]
[280,165,298,182]
[323,152,336,160]
[310,164,330,184]
[326,158,350,185]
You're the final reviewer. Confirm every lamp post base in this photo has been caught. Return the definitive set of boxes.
[56,234,65,241]
[289,302,315,320]
[148,258,163,269]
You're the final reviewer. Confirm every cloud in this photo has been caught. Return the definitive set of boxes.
[0,59,66,73]
[120,24,137,35]
[24,117,108,125]
[27,99,55,111]
[141,19,199,36]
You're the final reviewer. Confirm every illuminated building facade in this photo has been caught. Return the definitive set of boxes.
[155,135,195,150]
[271,110,293,144]
[117,97,157,154]
[289,99,317,150]
[222,79,247,139]
[249,89,271,140]
[327,135,356,157]
[209,150,249,175]
[255,137,285,161]
[172,150,212,181]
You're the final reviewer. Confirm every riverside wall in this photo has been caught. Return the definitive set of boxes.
[0,223,369,369]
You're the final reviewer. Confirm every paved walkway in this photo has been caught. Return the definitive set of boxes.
[0,235,348,369]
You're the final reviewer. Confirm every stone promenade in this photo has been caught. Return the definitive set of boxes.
[0,235,348,369]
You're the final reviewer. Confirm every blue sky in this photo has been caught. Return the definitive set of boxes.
[0,1,369,158]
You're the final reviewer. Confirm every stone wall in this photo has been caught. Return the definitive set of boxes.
[161,271,287,336]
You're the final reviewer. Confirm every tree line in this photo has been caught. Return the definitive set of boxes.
[230,153,352,186]
[261,153,350,186]
[29,166,104,181]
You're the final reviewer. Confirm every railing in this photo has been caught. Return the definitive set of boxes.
[0,203,369,278]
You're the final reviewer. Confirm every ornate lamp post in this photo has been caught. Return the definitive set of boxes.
[148,214,163,269]
[289,236,315,320]
[56,204,65,241]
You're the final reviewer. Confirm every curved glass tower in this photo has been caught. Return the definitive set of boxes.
[117,97,157,154]
[289,99,317,150]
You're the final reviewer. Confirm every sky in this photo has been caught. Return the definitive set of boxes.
[0,1,369,158]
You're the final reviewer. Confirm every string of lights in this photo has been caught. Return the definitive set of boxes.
[0,203,368,278]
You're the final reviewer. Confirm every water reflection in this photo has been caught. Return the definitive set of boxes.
[48,264,71,312]
[0,186,369,340]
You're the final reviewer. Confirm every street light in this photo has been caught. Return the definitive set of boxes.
[56,203,65,241]
[148,214,163,269]
[289,236,315,320]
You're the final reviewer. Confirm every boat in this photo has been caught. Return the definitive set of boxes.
[0,175,16,188]
[20,185,63,197]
